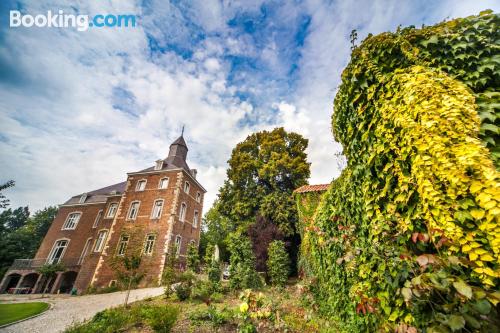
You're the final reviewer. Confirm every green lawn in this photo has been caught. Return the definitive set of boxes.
[0,302,50,326]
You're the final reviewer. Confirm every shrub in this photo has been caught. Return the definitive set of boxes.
[141,304,179,333]
[186,242,201,273]
[175,283,191,301]
[267,240,290,287]
[207,257,222,288]
[299,12,500,332]
[189,305,233,328]
[227,233,263,290]
[175,271,195,301]
[162,247,179,298]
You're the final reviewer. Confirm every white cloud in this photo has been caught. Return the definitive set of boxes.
[1,0,498,215]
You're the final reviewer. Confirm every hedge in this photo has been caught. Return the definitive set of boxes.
[301,12,500,332]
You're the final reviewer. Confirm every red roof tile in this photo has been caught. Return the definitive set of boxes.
[294,184,330,193]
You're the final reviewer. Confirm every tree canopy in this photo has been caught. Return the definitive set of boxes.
[216,127,310,236]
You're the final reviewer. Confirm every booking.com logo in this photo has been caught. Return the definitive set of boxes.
[9,10,137,32]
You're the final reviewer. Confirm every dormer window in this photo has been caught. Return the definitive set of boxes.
[79,193,87,204]
[154,160,163,171]
[136,180,146,191]
[184,181,190,194]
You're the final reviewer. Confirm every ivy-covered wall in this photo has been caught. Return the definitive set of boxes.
[303,12,499,332]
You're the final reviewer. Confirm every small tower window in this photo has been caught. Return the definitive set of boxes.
[179,202,187,222]
[94,230,108,252]
[184,181,190,194]
[136,180,147,191]
[106,203,118,218]
[159,177,169,189]
[117,235,129,256]
[151,199,164,219]
[143,234,156,255]
[193,211,199,228]
[175,235,182,255]
[93,210,103,228]
[127,201,140,220]
[196,192,202,203]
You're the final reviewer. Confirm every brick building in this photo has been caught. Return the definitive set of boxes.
[0,134,205,294]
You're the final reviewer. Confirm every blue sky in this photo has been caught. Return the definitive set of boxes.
[0,0,499,212]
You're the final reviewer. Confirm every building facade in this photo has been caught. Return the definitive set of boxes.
[0,135,205,294]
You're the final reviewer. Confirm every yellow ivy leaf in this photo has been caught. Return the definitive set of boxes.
[462,244,472,252]
[469,252,478,261]
[470,209,485,220]
[480,254,494,261]
[470,181,483,193]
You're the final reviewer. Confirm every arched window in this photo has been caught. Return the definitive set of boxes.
[62,212,81,230]
[179,202,187,222]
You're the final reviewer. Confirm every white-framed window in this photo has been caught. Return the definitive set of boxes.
[79,193,87,204]
[78,238,93,264]
[47,239,69,264]
[190,239,196,246]
[179,202,187,222]
[106,203,118,218]
[94,230,108,252]
[193,210,199,228]
[196,192,202,203]
[143,234,156,255]
[109,280,117,287]
[151,199,164,219]
[127,201,140,220]
[184,181,190,194]
[175,235,182,255]
[158,177,169,189]
[155,160,163,170]
[136,179,147,191]
[62,212,81,230]
[117,234,129,256]
[93,210,103,228]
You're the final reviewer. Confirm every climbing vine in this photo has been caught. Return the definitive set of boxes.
[301,12,500,332]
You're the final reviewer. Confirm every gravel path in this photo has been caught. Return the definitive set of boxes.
[0,287,164,333]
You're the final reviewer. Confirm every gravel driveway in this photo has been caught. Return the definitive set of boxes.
[0,287,164,333]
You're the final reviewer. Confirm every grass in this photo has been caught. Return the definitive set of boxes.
[0,302,50,326]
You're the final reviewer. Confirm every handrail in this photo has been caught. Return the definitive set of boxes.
[10,258,81,270]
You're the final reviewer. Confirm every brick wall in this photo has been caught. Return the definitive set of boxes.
[91,169,204,289]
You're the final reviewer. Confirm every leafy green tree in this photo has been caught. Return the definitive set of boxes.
[38,263,65,296]
[227,233,262,290]
[212,128,310,274]
[186,242,200,273]
[162,245,179,298]
[218,127,310,236]
[0,180,14,209]
[0,206,29,231]
[203,243,214,267]
[112,254,143,307]
[0,206,57,280]
[203,201,231,262]
[267,240,290,288]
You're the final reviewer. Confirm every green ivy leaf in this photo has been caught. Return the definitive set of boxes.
[447,315,465,331]
[453,280,472,299]
[473,299,491,315]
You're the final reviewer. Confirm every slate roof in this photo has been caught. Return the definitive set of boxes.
[62,181,127,206]
[293,184,330,193]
